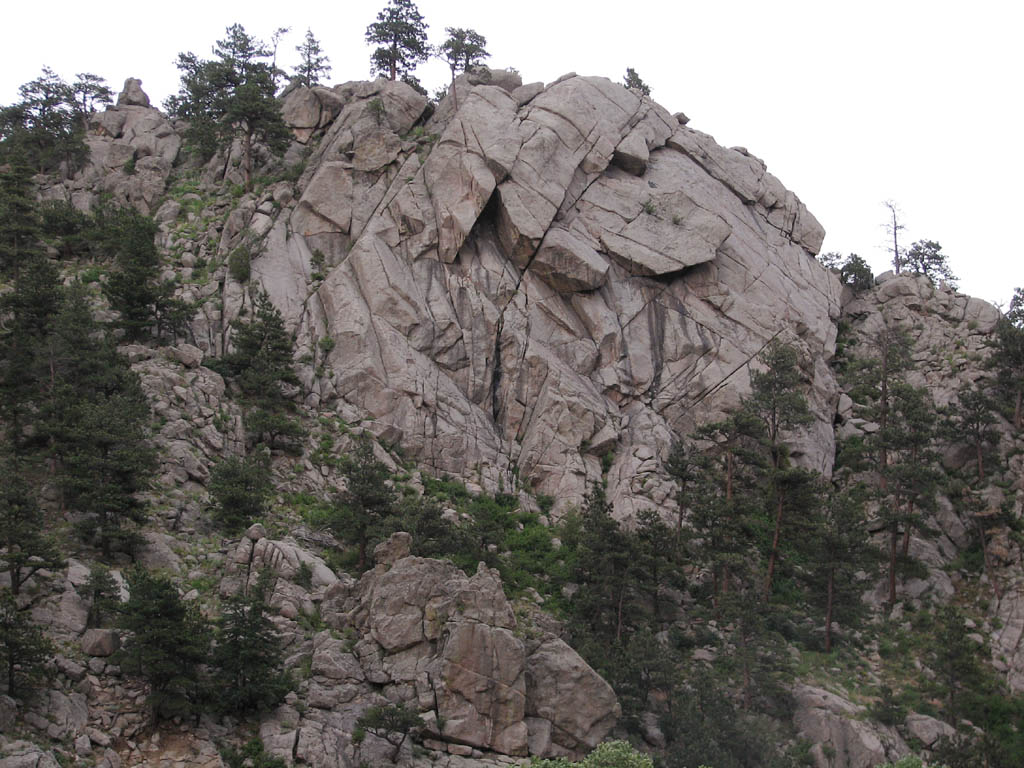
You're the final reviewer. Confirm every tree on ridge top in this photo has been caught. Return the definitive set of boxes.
[166,24,290,192]
[365,0,430,82]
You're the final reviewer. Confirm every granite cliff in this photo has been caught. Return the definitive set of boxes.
[4,70,1020,768]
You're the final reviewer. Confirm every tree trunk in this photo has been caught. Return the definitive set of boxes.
[765,490,784,598]
[902,500,913,557]
[242,131,253,193]
[1015,389,1022,431]
[825,567,835,653]
[976,514,1002,601]
[616,588,624,644]
[977,441,985,483]
[888,521,898,605]
[357,539,367,571]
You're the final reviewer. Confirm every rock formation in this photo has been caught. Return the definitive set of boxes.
[5,71,1020,768]
[197,72,839,524]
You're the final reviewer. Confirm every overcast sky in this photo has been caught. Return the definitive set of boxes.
[5,0,1021,308]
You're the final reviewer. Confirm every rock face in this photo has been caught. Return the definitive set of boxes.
[234,533,618,761]
[228,72,842,522]
[793,685,908,768]
[41,78,179,214]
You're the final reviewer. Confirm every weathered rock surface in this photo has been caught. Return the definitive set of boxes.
[239,71,843,521]
[248,541,617,761]
[793,685,908,768]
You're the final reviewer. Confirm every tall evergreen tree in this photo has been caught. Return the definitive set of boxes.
[949,381,1000,483]
[211,570,290,714]
[293,29,331,88]
[221,290,302,449]
[747,340,814,596]
[438,28,489,81]
[806,484,876,652]
[208,451,273,532]
[569,484,638,644]
[365,0,430,82]
[0,460,63,596]
[70,73,113,115]
[0,67,87,174]
[0,255,62,454]
[38,286,156,556]
[0,588,53,698]
[329,439,397,570]
[119,568,211,721]
[0,159,43,275]
[95,202,188,341]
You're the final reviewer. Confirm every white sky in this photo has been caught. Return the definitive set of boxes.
[5,0,1022,308]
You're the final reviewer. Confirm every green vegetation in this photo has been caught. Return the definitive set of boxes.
[0,588,53,698]
[293,29,332,88]
[355,703,424,762]
[119,567,212,720]
[217,289,303,450]
[531,740,653,768]
[208,452,274,532]
[166,24,291,191]
[211,570,292,715]
[365,0,430,82]
[623,68,651,96]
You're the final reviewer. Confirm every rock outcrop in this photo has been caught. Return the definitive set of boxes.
[794,685,908,768]
[208,72,844,522]
[228,529,618,761]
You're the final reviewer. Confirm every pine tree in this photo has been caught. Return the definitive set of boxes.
[949,381,1000,483]
[569,484,638,644]
[167,25,291,191]
[221,290,301,450]
[208,452,273,532]
[119,568,211,721]
[885,382,941,589]
[991,288,1024,430]
[329,439,397,570]
[0,159,44,275]
[0,588,53,698]
[748,340,814,596]
[356,703,424,763]
[70,73,113,115]
[82,564,119,628]
[0,460,63,596]
[38,286,156,556]
[930,606,987,724]
[807,484,876,652]
[293,29,331,88]
[903,239,957,287]
[438,28,489,81]
[365,0,430,82]
[0,67,87,174]
[211,570,290,715]
[686,410,764,608]
[95,202,188,342]
[0,255,62,454]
